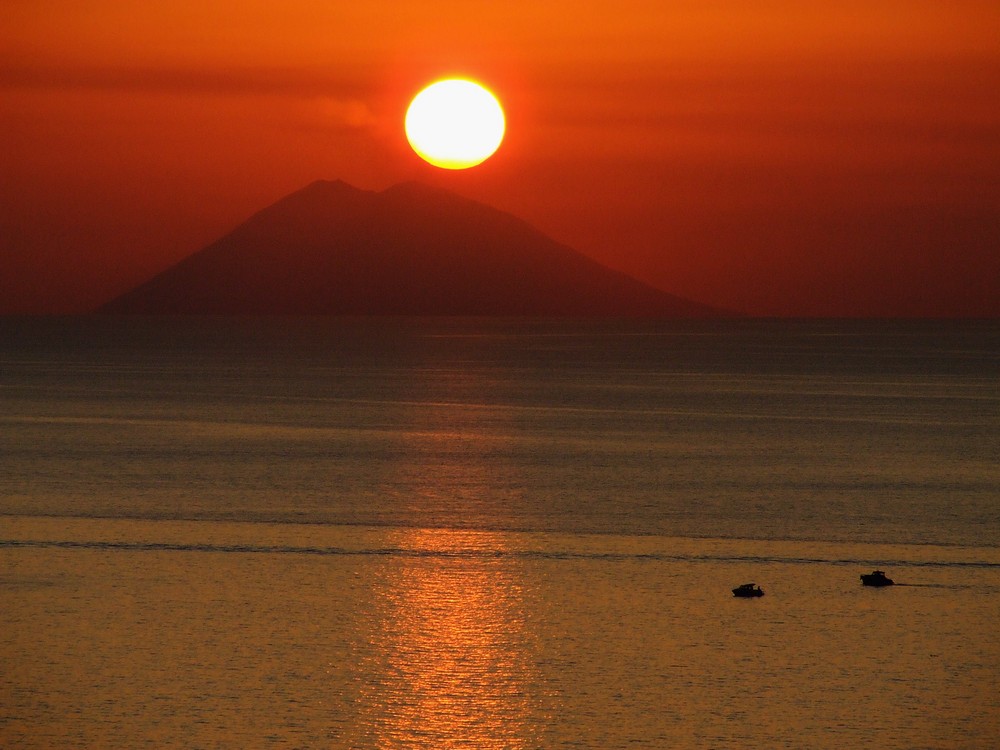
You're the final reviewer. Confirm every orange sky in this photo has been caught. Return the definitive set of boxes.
[3,1,998,315]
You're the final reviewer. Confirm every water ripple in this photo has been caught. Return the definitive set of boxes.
[3,537,998,570]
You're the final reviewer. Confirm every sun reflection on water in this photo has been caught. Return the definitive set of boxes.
[357,528,537,750]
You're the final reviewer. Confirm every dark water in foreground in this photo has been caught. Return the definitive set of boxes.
[2,317,998,748]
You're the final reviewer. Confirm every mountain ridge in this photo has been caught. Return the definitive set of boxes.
[99,180,727,317]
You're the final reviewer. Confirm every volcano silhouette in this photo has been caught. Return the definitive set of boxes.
[100,180,722,316]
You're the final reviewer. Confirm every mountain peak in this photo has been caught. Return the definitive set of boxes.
[99,179,725,317]
[303,178,362,193]
[380,180,449,198]
[281,178,371,204]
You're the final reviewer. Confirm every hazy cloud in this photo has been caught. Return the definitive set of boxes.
[0,63,372,99]
[316,97,378,130]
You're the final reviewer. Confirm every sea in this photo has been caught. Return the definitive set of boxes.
[2,316,998,749]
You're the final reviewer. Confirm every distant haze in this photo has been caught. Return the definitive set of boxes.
[100,181,724,317]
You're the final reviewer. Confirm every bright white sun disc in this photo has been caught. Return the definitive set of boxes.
[405,79,505,169]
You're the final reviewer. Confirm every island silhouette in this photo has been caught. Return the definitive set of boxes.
[99,180,723,316]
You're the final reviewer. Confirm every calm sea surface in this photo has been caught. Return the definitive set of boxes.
[2,317,998,748]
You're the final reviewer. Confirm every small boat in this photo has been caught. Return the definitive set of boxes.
[732,583,764,598]
[860,570,894,587]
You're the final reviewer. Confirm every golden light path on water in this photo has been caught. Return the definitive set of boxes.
[357,528,537,749]
[349,382,541,749]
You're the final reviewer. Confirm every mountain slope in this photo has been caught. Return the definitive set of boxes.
[99,180,723,316]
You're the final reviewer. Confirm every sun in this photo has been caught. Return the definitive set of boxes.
[405,79,505,170]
